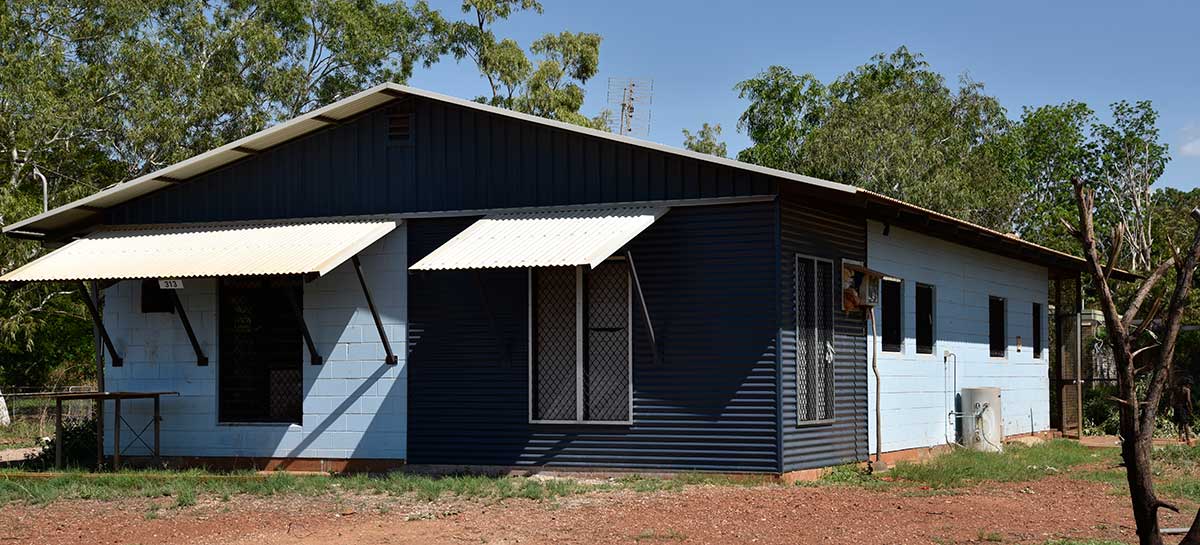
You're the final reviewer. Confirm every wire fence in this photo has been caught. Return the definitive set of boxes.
[0,385,95,448]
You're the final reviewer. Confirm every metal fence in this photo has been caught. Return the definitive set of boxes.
[1,386,95,445]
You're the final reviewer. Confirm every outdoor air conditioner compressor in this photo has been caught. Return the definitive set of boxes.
[960,387,1003,452]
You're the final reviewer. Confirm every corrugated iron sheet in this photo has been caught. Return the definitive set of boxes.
[0,219,396,282]
[409,206,667,270]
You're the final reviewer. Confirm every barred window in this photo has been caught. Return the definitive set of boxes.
[530,261,632,424]
[796,256,835,424]
[218,277,303,424]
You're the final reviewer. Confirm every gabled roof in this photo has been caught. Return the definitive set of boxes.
[2,83,1126,280]
[4,83,851,237]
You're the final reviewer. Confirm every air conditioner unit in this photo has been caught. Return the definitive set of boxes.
[842,261,886,311]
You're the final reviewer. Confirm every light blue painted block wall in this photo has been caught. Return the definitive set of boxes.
[101,226,407,460]
[866,220,1049,453]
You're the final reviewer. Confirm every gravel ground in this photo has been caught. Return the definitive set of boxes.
[0,475,1193,545]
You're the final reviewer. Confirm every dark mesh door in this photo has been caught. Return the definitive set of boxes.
[585,261,630,422]
[533,267,578,421]
[796,257,835,423]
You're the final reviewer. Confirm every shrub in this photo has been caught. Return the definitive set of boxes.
[21,416,99,471]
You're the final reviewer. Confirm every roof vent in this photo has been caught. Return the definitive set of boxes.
[387,101,414,144]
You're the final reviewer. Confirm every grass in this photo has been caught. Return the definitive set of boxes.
[1078,442,1200,504]
[814,440,1102,491]
[885,440,1100,489]
[0,468,772,507]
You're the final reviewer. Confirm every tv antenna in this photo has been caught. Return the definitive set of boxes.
[607,78,653,138]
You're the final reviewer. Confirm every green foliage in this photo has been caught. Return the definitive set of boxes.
[736,47,1021,230]
[446,0,608,129]
[20,417,98,471]
[735,46,1180,270]
[886,440,1098,488]
[682,123,727,158]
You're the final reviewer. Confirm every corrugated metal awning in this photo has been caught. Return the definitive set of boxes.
[0,219,397,282]
[410,206,667,270]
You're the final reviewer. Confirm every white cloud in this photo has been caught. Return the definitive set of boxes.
[1183,138,1200,157]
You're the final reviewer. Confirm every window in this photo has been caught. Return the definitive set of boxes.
[1032,302,1043,359]
[916,283,935,354]
[989,296,1006,358]
[880,278,903,352]
[218,277,303,424]
[796,256,835,423]
[141,279,175,314]
[530,261,631,423]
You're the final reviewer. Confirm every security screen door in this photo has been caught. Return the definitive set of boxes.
[531,261,632,423]
[796,256,835,424]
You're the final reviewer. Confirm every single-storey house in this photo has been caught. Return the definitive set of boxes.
[0,84,1113,476]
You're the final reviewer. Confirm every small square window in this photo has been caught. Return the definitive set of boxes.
[141,279,175,314]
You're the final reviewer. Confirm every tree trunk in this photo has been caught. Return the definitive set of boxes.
[1122,433,1163,545]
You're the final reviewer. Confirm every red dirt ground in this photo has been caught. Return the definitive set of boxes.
[1,476,1194,545]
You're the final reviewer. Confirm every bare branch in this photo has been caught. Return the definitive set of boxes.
[1106,222,1125,280]
[1122,258,1175,330]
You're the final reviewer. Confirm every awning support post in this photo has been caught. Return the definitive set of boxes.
[168,291,208,366]
[286,290,322,365]
[77,281,122,367]
[624,251,659,364]
[352,255,398,365]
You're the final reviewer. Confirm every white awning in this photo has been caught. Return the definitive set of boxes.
[0,219,397,282]
[410,206,668,270]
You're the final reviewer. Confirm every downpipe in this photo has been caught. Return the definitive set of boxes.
[869,307,883,467]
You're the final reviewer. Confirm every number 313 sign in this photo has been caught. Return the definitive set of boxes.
[158,279,184,290]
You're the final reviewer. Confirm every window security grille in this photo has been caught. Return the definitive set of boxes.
[796,256,835,424]
[585,262,631,422]
[218,277,303,424]
[534,267,578,421]
[531,261,631,423]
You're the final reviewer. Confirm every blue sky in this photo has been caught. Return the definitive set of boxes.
[409,0,1200,190]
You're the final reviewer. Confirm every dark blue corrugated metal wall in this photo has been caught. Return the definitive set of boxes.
[107,97,777,225]
[778,186,870,471]
[407,202,780,472]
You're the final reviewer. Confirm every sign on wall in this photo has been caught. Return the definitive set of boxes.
[158,278,185,290]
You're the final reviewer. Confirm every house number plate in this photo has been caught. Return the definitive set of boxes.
[158,278,185,290]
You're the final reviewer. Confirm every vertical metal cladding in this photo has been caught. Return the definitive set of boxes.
[407,202,779,472]
[779,186,870,471]
[106,97,777,225]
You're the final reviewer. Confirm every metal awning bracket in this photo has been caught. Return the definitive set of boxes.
[625,251,659,364]
[168,290,208,366]
[286,290,323,365]
[77,281,123,367]
[352,255,398,365]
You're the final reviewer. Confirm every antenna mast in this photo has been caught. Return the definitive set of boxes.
[607,78,653,138]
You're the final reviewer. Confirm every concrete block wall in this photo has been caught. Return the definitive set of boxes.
[866,220,1049,453]
[101,226,407,460]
